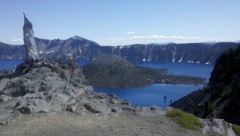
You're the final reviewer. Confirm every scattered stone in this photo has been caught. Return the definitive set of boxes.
[66,104,77,112]
[83,100,111,114]
[0,78,10,91]
[0,94,12,102]
[16,99,51,114]
[111,106,123,113]
[201,118,236,136]
[134,105,166,116]
[122,106,136,112]
[121,100,131,106]
[50,93,70,112]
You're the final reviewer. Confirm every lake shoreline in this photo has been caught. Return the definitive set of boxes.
[0,59,212,107]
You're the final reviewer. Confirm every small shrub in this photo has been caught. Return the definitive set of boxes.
[166,109,203,130]
[233,124,240,136]
[206,101,214,113]
[220,88,232,99]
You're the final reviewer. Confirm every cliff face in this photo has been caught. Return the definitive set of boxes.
[0,37,238,64]
[171,45,240,125]
[116,42,238,64]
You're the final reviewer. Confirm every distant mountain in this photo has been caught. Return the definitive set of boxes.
[83,54,206,88]
[0,36,238,64]
[0,42,24,59]
[35,36,101,60]
[171,44,240,124]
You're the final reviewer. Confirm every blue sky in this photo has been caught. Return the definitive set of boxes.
[0,0,240,45]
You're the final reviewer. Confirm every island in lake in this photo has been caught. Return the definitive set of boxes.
[83,54,206,88]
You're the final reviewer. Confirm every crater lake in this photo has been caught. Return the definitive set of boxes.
[0,60,213,107]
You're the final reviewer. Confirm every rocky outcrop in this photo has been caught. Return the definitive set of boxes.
[0,60,84,123]
[23,14,39,61]
[201,118,236,136]
[171,45,240,125]
[0,58,171,126]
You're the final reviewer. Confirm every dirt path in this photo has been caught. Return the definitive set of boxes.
[0,112,212,136]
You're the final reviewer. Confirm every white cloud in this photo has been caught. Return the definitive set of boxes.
[126,31,135,34]
[129,35,203,40]
[97,34,204,45]
[11,39,24,44]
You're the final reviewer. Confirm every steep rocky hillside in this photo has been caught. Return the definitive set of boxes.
[83,54,206,88]
[171,44,240,125]
[117,42,238,64]
[0,38,238,64]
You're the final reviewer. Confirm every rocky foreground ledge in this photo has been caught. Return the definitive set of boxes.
[0,59,165,125]
[0,59,237,136]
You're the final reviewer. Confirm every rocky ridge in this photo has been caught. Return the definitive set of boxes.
[0,37,238,64]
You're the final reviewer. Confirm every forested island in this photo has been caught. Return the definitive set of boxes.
[83,54,206,88]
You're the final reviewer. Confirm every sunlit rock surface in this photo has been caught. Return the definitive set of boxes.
[23,13,39,61]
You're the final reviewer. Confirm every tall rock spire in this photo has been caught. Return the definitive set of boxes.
[23,13,39,61]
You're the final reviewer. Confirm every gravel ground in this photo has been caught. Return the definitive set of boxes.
[0,111,215,136]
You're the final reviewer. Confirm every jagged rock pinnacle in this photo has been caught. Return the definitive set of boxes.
[23,13,39,61]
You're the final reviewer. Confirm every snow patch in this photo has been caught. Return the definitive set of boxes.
[178,58,182,62]
[45,50,55,54]
[187,61,194,63]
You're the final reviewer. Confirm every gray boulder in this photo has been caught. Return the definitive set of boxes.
[66,104,77,112]
[111,106,123,113]
[50,93,70,112]
[0,78,10,91]
[83,99,111,114]
[201,118,236,136]
[15,98,51,114]
[122,106,136,112]
[0,94,12,102]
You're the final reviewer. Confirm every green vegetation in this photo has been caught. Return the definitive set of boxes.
[83,54,206,88]
[233,124,240,136]
[166,109,203,130]
[206,101,214,113]
[220,87,232,100]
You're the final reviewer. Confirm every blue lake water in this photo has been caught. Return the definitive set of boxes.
[138,61,213,79]
[95,62,213,107]
[95,84,203,107]
[0,59,213,107]
[0,59,23,70]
